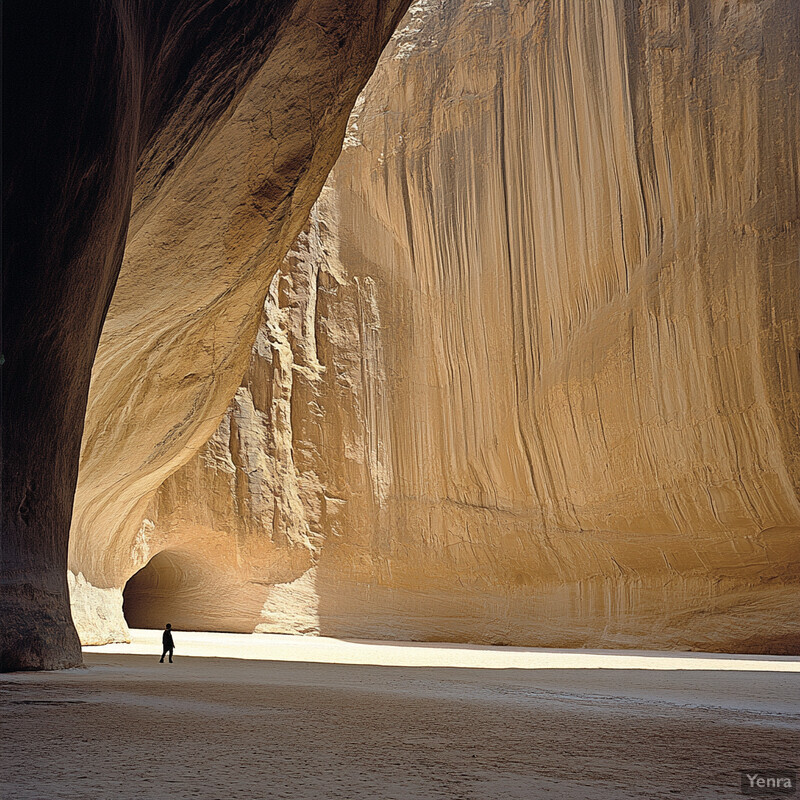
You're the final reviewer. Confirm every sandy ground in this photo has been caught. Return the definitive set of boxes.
[2,631,798,800]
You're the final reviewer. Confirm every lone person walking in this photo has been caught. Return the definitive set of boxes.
[160,623,175,663]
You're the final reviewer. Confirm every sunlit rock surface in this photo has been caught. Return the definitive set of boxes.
[76,0,799,653]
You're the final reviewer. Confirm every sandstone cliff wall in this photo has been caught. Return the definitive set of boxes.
[80,0,800,653]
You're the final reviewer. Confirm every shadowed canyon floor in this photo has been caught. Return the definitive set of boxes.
[2,632,798,799]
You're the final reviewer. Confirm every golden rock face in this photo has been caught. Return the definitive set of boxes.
[72,0,800,653]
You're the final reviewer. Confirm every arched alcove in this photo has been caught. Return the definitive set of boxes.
[123,550,202,631]
[122,549,268,633]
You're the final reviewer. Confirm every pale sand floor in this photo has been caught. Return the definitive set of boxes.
[2,631,798,799]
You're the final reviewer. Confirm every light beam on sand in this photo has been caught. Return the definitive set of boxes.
[86,629,800,672]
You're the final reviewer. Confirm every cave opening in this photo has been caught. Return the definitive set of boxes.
[122,550,203,631]
[122,548,267,634]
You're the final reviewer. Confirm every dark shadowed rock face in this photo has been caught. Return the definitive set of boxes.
[1,0,410,671]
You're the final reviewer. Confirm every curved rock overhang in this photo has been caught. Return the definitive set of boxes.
[1,0,411,671]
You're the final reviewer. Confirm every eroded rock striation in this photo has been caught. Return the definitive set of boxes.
[2,0,410,670]
[104,0,800,654]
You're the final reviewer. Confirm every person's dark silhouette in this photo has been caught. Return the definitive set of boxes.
[160,624,175,663]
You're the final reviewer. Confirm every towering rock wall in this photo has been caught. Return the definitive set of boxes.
[2,0,410,671]
[79,0,800,653]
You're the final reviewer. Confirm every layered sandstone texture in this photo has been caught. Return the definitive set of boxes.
[2,0,410,671]
[78,0,800,653]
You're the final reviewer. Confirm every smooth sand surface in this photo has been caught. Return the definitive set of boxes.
[2,631,798,799]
